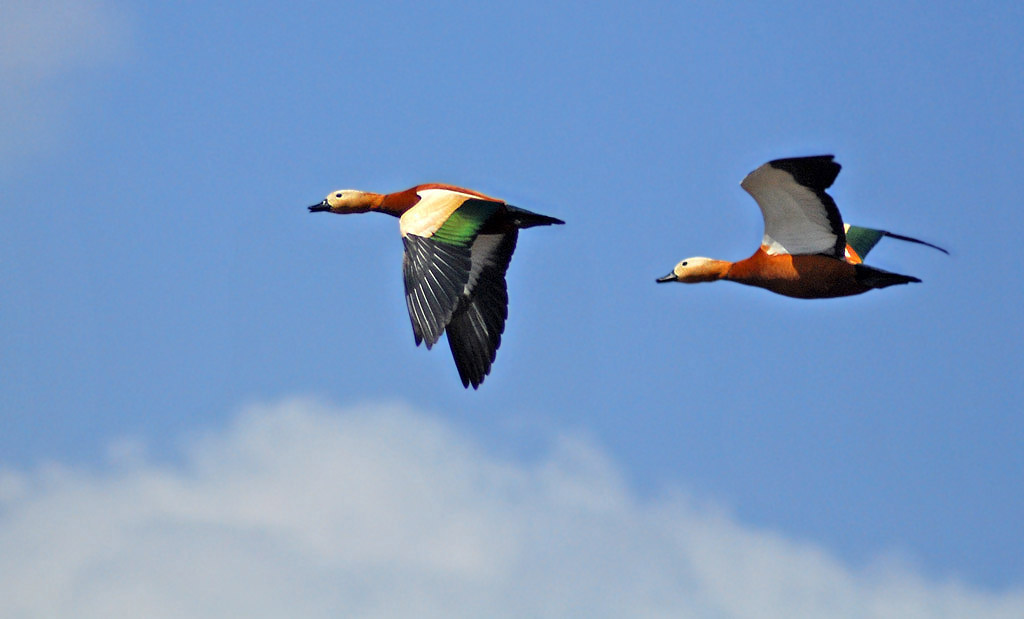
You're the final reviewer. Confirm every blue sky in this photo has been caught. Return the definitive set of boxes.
[2,1,1023,615]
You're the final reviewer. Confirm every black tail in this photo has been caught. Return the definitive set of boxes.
[505,205,565,229]
[881,231,949,255]
[855,264,921,289]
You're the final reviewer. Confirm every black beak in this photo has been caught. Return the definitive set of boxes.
[308,200,330,213]
[656,272,678,283]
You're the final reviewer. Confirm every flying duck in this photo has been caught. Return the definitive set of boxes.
[656,155,946,298]
[310,184,563,389]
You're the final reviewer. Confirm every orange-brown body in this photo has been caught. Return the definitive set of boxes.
[726,248,870,298]
[376,184,500,217]
[659,246,920,298]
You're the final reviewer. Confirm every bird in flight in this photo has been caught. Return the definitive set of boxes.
[656,155,946,298]
[310,184,563,388]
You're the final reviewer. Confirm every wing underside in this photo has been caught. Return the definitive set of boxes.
[446,231,518,388]
[402,234,472,348]
[741,156,846,257]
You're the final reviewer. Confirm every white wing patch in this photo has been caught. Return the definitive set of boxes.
[741,164,841,256]
[399,189,482,238]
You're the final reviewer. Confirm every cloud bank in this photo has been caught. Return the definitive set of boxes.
[0,399,1020,618]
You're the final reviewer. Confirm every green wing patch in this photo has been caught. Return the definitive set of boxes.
[430,199,500,248]
[845,225,885,260]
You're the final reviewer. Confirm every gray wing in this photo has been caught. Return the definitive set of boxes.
[740,155,846,257]
[401,234,472,348]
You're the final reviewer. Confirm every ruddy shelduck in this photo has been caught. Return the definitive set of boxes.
[657,155,946,298]
[309,184,563,389]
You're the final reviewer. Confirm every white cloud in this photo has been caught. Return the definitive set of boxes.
[0,0,128,164]
[0,398,1021,618]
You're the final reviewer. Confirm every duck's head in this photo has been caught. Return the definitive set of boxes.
[308,190,375,214]
[656,257,729,284]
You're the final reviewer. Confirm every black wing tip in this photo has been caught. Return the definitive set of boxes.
[456,360,490,389]
[769,154,836,165]
[446,302,504,391]
[450,331,497,390]
[462,375,484,390]
[768,155,842,190]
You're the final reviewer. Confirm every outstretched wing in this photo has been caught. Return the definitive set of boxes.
[740,155,846,258]
[445,230,518,389]
[399,190,501,348]
[402,234,472,347]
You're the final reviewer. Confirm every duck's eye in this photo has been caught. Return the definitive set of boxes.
[335,192,343,198]
[681,261,688,267]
